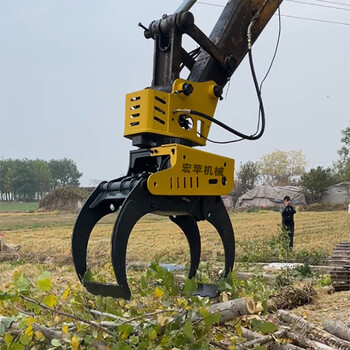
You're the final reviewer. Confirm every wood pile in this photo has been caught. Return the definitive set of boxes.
[329,242,350,291]
[235,311,350,349]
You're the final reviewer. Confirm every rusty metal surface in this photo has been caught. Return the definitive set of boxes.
[188,0,283,86]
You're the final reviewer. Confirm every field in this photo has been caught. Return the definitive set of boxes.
[1,207,350,348]
[1,209,349,271]
[1,208,349,296]
[0,201,38,212]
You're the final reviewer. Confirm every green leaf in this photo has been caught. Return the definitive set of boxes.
[43,294,57,308]
[183,278,197,294]
[19,334,31,346]
[251,318,263,332]
[260,321,278,334]
[1,316,17,328]
[183,320,194,340]
[140,275,147,290]
[111,343,123,350]
[13,273,32,294]
[0,325,5,335]
[4,333,13,344]
[9,344,24,350]
[82,269,93,282]
[36,272,52,292]
[203,312,220,327]
[51,339,61,347]
[216,332,224,341]
[129,335,139,345]
[200,307,220,326]
[0,290,15,300]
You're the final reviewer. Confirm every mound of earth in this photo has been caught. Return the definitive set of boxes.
[39,186,90,212]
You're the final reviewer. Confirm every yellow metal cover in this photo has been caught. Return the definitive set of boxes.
[124,79,219,146]
[148,144,234,196]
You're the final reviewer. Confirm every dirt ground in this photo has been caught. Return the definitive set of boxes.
[293,288,350,327]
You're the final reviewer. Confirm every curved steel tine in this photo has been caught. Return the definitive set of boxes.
[72,183,121,281]
[202,196,235,277]
[169,215,201,278]
[111,180,151,298]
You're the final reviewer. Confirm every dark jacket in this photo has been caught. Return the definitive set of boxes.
[280,205,296,227]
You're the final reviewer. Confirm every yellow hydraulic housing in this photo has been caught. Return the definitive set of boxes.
[124,78,235,196]
[124,78,219,146]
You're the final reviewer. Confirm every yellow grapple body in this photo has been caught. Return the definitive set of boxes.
[124,78,235,196]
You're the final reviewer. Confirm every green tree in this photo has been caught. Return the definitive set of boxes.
[10,159,37,201]
[31,159,53,199]
[299,166,336,203]
[0,159,14,200]
[48,158,82,189]
[236,161,260,193]
[334,124,350,181]
[259,149,307,186]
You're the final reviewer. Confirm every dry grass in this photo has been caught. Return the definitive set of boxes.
[1,209,349,270]
[1,208,349,328]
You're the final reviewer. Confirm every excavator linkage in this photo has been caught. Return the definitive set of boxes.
[72,0,282,299]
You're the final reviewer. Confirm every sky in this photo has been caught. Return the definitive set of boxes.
[1,0,350,186]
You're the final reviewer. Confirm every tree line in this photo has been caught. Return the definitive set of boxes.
[233,125,350,204]
[0,158,82,201]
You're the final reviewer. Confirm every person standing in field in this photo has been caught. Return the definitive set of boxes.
[280,195,296,250]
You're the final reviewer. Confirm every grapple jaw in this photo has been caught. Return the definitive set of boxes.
[72,147,235,300]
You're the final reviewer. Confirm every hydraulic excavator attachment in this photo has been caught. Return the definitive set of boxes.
[72,0,282,299]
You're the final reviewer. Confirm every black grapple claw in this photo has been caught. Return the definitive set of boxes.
[72,151,235,299]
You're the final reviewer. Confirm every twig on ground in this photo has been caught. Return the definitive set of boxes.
[19,294,114,337]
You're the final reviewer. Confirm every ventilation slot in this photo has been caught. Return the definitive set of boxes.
[130,121,140,127]
[154,116,165,125]
[154,106,165,115]
[209,179,218,184]
[155,96,166,105]
[131,113,140,118]
[168,176,199,191]
[130,105,140,110]
[130,96,141,102]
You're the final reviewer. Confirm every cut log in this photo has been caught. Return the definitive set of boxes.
[207,297,256,324]
[268,345,306,350]
[269,345,305,350]
[241,326,263,340]
[323,319,350,342]
[236,329,286,349]
[277,310,350,349]
[287,331,334,350]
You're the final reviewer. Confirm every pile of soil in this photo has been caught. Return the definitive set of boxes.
[39,186,90,212]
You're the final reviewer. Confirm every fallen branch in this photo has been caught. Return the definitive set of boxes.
[19,294,114,337]
[324,319,350,342]
[236,329,287,349]
[241,326,263,340]
[277,310,350,350]
[287,331,333,350]
[269,344,305,350]
[0,315,64,341]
